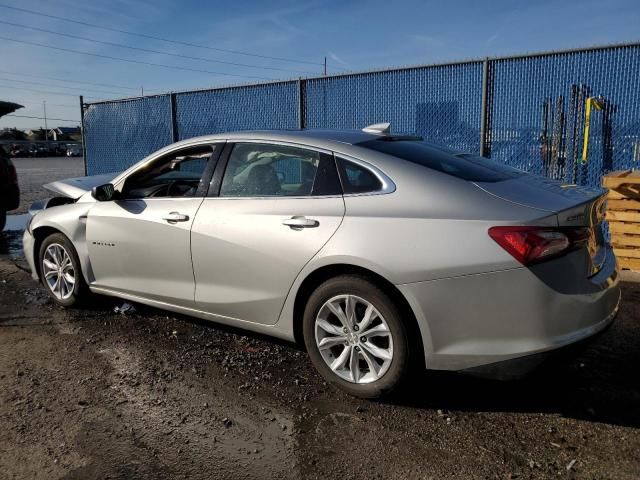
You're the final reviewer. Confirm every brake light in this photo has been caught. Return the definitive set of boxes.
[488,226,589,265]
[8,164,17,184]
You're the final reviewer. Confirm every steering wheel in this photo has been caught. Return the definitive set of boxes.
[166,180,197,197]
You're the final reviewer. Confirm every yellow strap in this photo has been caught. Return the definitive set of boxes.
[581,97,603,165]
[581,98,593,164]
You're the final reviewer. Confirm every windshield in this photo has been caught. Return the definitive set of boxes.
[357,139,524,182]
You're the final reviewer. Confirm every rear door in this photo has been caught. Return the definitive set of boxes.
[191,142,345,325]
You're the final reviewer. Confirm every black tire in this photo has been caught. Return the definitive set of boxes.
[0,209,5,231]
[302,275,412,399]
[38,232,89,307]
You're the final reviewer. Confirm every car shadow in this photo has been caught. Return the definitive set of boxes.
[388,311,640,429]
[74,282,640,430]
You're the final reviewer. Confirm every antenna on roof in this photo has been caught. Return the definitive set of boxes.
[362,122,391,134]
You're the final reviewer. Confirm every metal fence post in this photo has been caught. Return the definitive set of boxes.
[298,78,305,130]
[170,93,179,143]
[79,95,88,175]
[479,58,493,158]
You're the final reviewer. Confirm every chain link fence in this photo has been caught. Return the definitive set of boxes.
[488,45,640,187]
[83,95,173,175]
[175,81,300,140]
[82,43,640,189]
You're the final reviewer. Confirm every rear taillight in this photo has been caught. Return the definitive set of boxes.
[488,226,590,265]
[8,164,17,184]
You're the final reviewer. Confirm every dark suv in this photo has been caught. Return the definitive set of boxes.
[0,147,19,230]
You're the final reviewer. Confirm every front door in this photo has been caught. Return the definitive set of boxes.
[191,142,345,325]
[86,144,220,307]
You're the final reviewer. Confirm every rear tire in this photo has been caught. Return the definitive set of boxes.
[39,233,89,307]
[0,209,5,231]
[303,275,412,399]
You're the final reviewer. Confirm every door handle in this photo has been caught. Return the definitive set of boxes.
[282,216,319,228]
[163,212,190,223]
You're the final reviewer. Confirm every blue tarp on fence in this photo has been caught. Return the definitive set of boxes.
[83,43,640,189]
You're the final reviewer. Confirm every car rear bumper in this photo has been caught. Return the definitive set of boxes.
[397,245,621,375]
[461,303,617,379]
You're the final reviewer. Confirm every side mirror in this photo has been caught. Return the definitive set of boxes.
[91,183,115,202]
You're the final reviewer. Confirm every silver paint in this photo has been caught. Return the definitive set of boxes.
[23,129,621,374]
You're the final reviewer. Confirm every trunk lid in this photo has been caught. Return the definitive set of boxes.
[475,175,608,276]
[43,172,119,199]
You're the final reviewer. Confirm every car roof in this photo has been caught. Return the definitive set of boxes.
[173,129,387,151]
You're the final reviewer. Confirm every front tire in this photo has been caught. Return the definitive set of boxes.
[0,209,6,231]
[39,233,88,307]
[303,275,412,399]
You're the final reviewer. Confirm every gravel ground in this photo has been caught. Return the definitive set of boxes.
[0,159,639,479]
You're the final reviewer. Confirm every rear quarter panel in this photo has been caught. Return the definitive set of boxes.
[276,156,559,343]
[320,159,558,284]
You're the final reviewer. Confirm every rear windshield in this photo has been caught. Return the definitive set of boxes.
[357,139,523,182]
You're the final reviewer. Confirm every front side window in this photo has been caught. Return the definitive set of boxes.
[122,145,216,199]
[220,143,341,197]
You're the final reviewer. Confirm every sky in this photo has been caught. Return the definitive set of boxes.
[0,0,639,130]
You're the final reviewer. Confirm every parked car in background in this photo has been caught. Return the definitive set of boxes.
[9,145,29,157]
[66,144,82,157]
[52,144,67,157]
[0,147,19,230]
[22,125,620,398]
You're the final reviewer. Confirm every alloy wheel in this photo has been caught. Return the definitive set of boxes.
[314,294,393,384]
[42,243,75,300]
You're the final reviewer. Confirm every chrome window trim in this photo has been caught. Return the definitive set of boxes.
[114,196,205,204]
[113,139,396,200]
[335,153,397,196]
[226,138,333,155]
[201,194,344,201]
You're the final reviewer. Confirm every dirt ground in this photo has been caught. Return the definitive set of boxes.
[1,158,639,479]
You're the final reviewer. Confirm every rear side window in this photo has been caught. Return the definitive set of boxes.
[357,139,523,182]
[336,157,383,194]
[219,143,342,197]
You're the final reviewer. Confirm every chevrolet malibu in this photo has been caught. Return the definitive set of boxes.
[23,125,620,398]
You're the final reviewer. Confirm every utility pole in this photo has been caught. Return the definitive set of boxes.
[43,101,49,143]
[323,56,327,76]
[141,86,144,96]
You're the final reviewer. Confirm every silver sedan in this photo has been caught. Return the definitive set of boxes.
[23,125,620,398]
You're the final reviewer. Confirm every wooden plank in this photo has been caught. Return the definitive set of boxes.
[607,199,640,211]
[613,247,640,259]
[602,170,634,188]
[607,189,640,200]
[609,222,640,235]
[606,210,640,222]
[603,169,632,180]
[604,177,640,188]
[618,256,640,271]
[607,184,640,200]
[607,190,626,199]
[611,234,640,248]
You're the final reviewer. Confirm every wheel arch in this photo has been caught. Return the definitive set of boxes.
[32,226,64,279]
[29,205,94,285]
[291,263,427,368]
